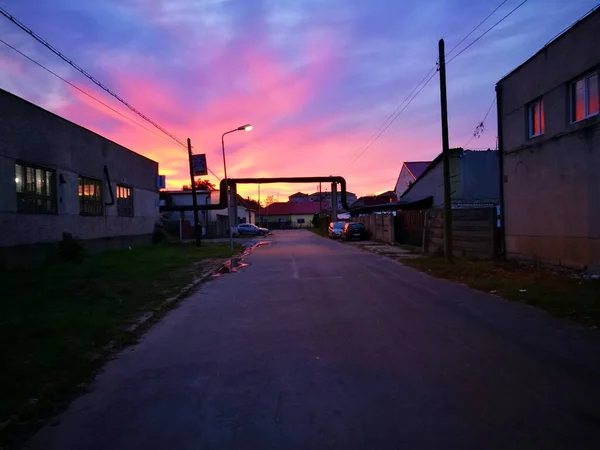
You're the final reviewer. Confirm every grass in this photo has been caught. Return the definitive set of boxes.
[401,256,600,328]
[308,227,328,237]
[0,242,240,448]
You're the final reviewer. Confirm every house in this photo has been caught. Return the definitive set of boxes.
[0,88,160,267]
[496,6,600,270]
[257,202,320,228]
[288,192,311,202]
[307,191,357,211]
[349,191,397,209]
[394,161,431,199]
[400,148,499,208]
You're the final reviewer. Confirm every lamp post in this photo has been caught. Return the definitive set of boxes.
[221,124,252,254]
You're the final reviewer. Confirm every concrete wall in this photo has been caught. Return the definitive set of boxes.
[0,89,159,266]
[498,9,600,270]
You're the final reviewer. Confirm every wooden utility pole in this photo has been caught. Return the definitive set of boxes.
[438,39,453,262]
[319,182,322,212]
[187,138,202,246]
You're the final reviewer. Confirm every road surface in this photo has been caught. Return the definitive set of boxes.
[28,230,600,449]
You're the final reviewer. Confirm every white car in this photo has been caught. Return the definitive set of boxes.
[236,223,269,236]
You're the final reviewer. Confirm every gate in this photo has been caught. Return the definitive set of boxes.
[394,209,426,247]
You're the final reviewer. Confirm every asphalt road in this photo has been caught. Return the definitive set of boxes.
[28,230,600,450]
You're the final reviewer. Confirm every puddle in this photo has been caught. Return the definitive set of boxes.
[212,241,270,277]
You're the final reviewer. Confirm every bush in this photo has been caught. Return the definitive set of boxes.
[58,232,85,261]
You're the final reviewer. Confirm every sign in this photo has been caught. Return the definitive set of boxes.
[156,175,166,189]
[191,154,208,176]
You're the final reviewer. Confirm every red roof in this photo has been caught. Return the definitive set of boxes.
[259,202,320,216]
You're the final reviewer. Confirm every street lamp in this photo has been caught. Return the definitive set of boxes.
[221,124,253,254]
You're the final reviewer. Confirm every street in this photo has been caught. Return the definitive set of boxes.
[28,230,600,450]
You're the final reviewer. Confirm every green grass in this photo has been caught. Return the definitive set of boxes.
[402,256,600,328]
[0,242,240,448]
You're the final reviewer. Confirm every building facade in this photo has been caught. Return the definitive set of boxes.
[497,7,600,269]
[401,149,499,208]
[0,89,159,267]
[394,161,430,199]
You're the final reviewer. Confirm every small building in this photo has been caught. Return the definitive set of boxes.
[394,161,431,199]
[350,191,398,209]
[0,88,160,267]
[496,6,600,270]
[400,148,499,208]
[307,191,357,211]
[288,192,311,202]
[258,202,320,228]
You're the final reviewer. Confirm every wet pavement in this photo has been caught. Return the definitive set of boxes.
[27,230,600,449]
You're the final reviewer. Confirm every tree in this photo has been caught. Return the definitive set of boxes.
[245,197,261,210]
[182,179,216,191]
[264,195,275,207]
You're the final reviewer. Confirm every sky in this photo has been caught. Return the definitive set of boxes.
[1,0,598,200]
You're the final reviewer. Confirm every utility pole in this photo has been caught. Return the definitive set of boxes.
[438,39,453,262]
[258,183,260,226]
[319,182,322,212]
[187,138,201,246]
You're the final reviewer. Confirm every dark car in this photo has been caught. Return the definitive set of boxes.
[341,222,367,241]
[328,221,345,238]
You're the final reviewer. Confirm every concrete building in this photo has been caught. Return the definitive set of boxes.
[0,88,159,267]
[400,149,499,208]
[496,7,600,270]
[394,161,430,199]
[258,202,320,229]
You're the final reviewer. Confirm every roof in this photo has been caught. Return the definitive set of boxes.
[259,202,321,216]
[400,148,464,199]
[497,5,600,84]
[289,192,309,197]
[309,191,356,197]
[404,161,430,179]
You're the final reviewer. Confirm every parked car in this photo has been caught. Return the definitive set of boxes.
[328,221,346,238]
[341,222,367,241]
[236,223,269,236]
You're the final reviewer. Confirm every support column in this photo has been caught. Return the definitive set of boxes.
[331,182,338,221]
[229,182,237,235]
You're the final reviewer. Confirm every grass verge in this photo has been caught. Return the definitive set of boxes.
[401,256,600,328]
[0,242,240,448]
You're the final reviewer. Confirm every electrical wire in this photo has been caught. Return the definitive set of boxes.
[0,38,183,147]
[447,0,530,65]
[0,6,222,181]
[445,0,509,58]
[463,97,496,148]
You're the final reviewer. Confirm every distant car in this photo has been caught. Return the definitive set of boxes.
[328,221,346,238]
[236,223,269,236]
[341,222,367,241]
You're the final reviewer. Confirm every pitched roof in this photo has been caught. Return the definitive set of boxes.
[259,202,321,216]
[289,192,309,197]
[404,161,430,180]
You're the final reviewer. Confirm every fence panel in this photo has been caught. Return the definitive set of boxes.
[394,210,426,247]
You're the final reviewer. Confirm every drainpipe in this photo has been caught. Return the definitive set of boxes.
[103,165,115,206]
[495,84,506,258]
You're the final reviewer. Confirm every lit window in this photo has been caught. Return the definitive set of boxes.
[527,98,544,137]
[116,185,133,217]
[570,72,599,122]
[15,163,57,214]
[79,176,103,216]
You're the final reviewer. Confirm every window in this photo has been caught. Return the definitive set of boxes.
[527,98,544,137]
[15,163,57,213]
[570,72,599,122]
[116,185,133,217]
[297,218,305,224]
[79,176,103,216]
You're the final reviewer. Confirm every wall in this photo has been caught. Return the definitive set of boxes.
[401,153,461,206]
[0,89,159,265]
[498,9,600,270]
[425,208,498,259]
[458,151,500,204]
[394,165,414,199]
[290,213,313,228]
[354,215,394,243]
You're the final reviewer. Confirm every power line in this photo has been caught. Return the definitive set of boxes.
[447,0,530,64]
[345,65,436,164]
[446,0,509,58]
[0,6,222,181]
[463,97,496,148]
[346,69,438,168]
[0,38,183,147]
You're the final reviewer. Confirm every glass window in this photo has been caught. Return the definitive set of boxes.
[15,163,57,214]
[116,185,133,217]
[79,176,103,216]
[527,98,544,137]
[571,72,599,122]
